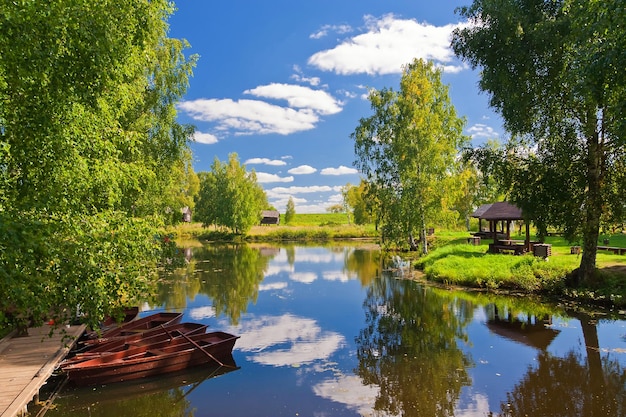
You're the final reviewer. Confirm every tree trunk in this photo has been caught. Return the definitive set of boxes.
[421,220,428,255]
[578,124,603,284]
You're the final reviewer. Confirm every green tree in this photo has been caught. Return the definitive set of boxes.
[195,154,267,234]
[344,180,371,225]
[0,0,196,330]
[326,204,344,214]
[284,197,296,224]
[352,58,467,252]
[452,0,626,283]
[0,0,196,215]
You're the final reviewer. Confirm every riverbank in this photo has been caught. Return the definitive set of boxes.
[413,231,626,308]
[167,222,626,308]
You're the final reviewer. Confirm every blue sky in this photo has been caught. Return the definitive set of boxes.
[169,0,503,213]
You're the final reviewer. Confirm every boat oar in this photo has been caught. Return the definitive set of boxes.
[177,331,237,369]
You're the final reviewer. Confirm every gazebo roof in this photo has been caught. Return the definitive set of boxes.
[471,201,524,221]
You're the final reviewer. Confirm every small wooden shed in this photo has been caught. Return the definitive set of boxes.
[181,206,192,222]
[260,210,280,225]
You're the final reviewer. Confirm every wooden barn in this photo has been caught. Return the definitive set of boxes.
[260,210,280,225]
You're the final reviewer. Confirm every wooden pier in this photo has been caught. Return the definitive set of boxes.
[0,324,85,417]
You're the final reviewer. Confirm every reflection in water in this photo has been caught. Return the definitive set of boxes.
[47,359,238,417]
[499,351,626,417]
[485,305,560,350]
[234,313,345,367]
[156,244,274,324]
[355,276,474,416]
[45,244,626,416]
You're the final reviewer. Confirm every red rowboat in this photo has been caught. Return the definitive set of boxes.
[66,322,209,364]
[99,307,139,330]
[84,312,183,344]
[62,331,239,385]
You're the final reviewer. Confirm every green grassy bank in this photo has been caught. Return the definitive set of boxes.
[415,231,626,307]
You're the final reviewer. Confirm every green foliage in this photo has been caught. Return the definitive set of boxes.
[343,180,371,225]
[0,0,197,330]
[0,211,162,330]
[452,0,626,283]
[352,58,468,252]
[0,0,197,216]
[195,154,268,234]
[284,197,296,224]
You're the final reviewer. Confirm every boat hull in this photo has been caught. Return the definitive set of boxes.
[63,331,239,385]
[66,322,209,364]
[85,312,183,343]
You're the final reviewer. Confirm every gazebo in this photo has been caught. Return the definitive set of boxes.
[471,201,531,253]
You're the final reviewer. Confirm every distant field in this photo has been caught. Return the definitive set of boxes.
[280,213,351,226]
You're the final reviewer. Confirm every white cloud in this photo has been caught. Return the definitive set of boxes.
[309,23,353,40]
[265,185,346,213]
[256,172,295,184]
[327,193,344,204]
[178,98,319,136]
[467,123,499,139]
[320,165,359,175]
[244,83,342,115]
[267,185,343,198]
[308,14,468,75]
[288,165,317,175]
[178,83,344,137]
[291,65,321,86]
[244,158,287,166]
[193,131,218,144]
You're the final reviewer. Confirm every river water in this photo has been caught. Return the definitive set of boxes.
[45,243,626,416]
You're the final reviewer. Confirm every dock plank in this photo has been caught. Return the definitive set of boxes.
[0,324,85,417]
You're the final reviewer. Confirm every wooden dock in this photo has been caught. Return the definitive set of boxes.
[0,324,85,417]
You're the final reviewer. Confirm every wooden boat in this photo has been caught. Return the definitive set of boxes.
[62,331,239,385]
[99,307,139,330]
[66,322,209,364]
[83,307,140,338]
[84,312,183,343]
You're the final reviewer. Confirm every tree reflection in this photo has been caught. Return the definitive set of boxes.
[498,351,626,417]
[355,276,474,416]
[344,247,382,286]
[49,380,194,417]
[156,244,273,324]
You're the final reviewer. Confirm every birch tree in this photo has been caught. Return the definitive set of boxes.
[352,59,467,252]
[452,0,626,283]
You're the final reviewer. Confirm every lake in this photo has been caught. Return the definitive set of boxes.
[45,243,626,416]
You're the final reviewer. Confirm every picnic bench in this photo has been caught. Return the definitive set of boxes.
[597,246,626,255]
[489,241,526,255]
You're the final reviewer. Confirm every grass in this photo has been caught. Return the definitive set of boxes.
[415,230,626,307]
[168,213,378,241]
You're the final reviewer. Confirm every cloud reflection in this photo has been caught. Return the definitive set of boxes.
[188,306,216,320]
[258,282,289,291]
[291,272,318,283]
[312,374,379,416]
[234,314,345,367]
